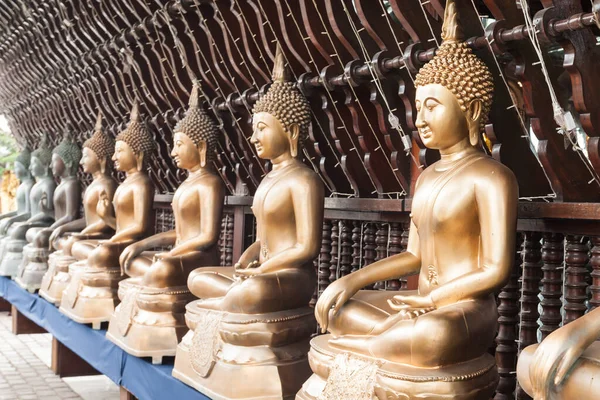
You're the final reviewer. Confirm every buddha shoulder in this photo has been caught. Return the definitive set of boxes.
[289,165,323,191]
[470,157,518,194]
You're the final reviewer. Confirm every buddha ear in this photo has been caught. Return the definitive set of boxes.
[197,141,207,168]
[467,99,483,147]
[136,152,145,171]
[288,123,300,158]
[99,158,107,174]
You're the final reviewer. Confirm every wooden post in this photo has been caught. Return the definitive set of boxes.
[120,387,137,400]
[11,305,46,335]
[51,337,99,378]
[232,206,246,262]
[0,297,10,312]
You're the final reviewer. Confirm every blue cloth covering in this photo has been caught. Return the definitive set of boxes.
[0,276,210,400]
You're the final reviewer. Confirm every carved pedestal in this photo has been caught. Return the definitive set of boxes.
[106,278,195,364]
[0,237,27,277]
[39,251,76,305]
[59,261,124,329]
[297,335,498,400]
[172,302,315,400]
[517,342,600,399]
[15,243,51,293]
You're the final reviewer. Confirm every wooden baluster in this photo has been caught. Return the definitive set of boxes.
[219,215,226,266]
[373,224,388,290]
[400,225,410,289]
[363,223,376,290]
[386,222,402,291]
[494,232,522,400]
[564,235,590,325]
[590,237,600,311]
[516,232,542,400]
[351,221,361,274]
[339,221,352,277]
[540,233,564,339]
[225,213,234,266]
[318,220,332,296]
[329,220,339,284]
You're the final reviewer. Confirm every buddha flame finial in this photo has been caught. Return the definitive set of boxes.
[440,0,463,43]
[94,111,103,133]
[130,101,140,123]
[271,43,290,83]
[189,82,200,109]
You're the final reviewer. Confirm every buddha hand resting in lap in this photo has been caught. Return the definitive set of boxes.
[172,46,324,399]
[40,113,117,304]
[59,103,155,326]
[16,129,82,291]
[105,83,224,362]
[0,137,56,278]
[299,2,518,399]
[517,301,600,399]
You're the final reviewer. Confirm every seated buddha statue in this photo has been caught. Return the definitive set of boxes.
[0,147,34,271]
[0,137,56,278]
[517,303,600,399]
[106,83,225,364]
[40,112,118,305]
[59,103,156,329]
[16,130,82,292]
[298,3,518,400]
[172,46,324,399]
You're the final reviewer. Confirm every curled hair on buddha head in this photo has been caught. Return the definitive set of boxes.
[252,43,311,155]
[31,134,53,167]
[414,0,494,142]
[84,111,115,162]
[174,82,219,161]
[116,102,155,156]
[53,126,83,176]
[15,145,31,169]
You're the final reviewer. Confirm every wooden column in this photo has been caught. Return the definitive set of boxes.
[516,232,542,400]
[494,233,521,400]
[540,233,564,340]
[318,220,332,296]
[120,387,137,400]
[590,236,600,311]
[51,337,99,377]
[564,235,589,325]
[11,305,46,335]
[0,297,10,312]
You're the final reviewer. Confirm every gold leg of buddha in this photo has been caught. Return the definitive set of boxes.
[173,46,323,399]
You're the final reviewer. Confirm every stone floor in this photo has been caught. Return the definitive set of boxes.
[0,312,120,400]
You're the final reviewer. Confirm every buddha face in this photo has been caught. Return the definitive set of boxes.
[51,153,66,177]
[171,132,201,170]
[80,147,101,174]
[29,156,48,178]
[112,140,136,172]
[251,112,292,160]
[13,161,28,180]
[415,84,470,151]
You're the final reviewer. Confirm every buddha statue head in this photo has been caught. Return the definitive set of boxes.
[14,146,31,181]
[30,135,53,179]
[414,0,494,150]
[82,111,115,174]
[251,44,311,160]
[114,102,155,173]
[172,82,218,169]
[52,127,82,178]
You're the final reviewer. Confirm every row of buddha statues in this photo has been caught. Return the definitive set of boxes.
[0,2,593,398]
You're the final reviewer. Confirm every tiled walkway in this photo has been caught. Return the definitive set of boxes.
[0,313,119,400]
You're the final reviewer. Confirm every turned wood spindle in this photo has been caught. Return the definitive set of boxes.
[351,221,361,274]
[540,233,564,340]
[386,222,403,291]
[318,220,332,296]
[362,223,376,290]
[339,221,352,277]
[590,236,600,311]
[373,223,389,290]
[564,235,589,325]
[329,220,339,284]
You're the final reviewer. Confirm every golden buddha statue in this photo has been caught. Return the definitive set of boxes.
[172,46,324,399]
[0,147,34,272]
[517,304,600,399]
[1,169,19,213]
[298,2,518,399]
[16,130,82,292]
[106,83,225,364]
[40,113,117,305]
[59,103,155,329]
[0,137,56,278]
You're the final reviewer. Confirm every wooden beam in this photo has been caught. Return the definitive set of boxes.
[51,337,100,378]
[11,305,46,335]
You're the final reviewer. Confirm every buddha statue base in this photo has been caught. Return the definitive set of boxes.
[106,278,195,364]
[15,243,51,293]
[517,342,600,399]
[296,335,498,400]
[172,302,315,399]
[39,251,77,305]
[0,237,28,277]
[59,263,124,329]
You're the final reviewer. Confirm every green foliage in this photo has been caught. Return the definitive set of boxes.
[0,129,19,175]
